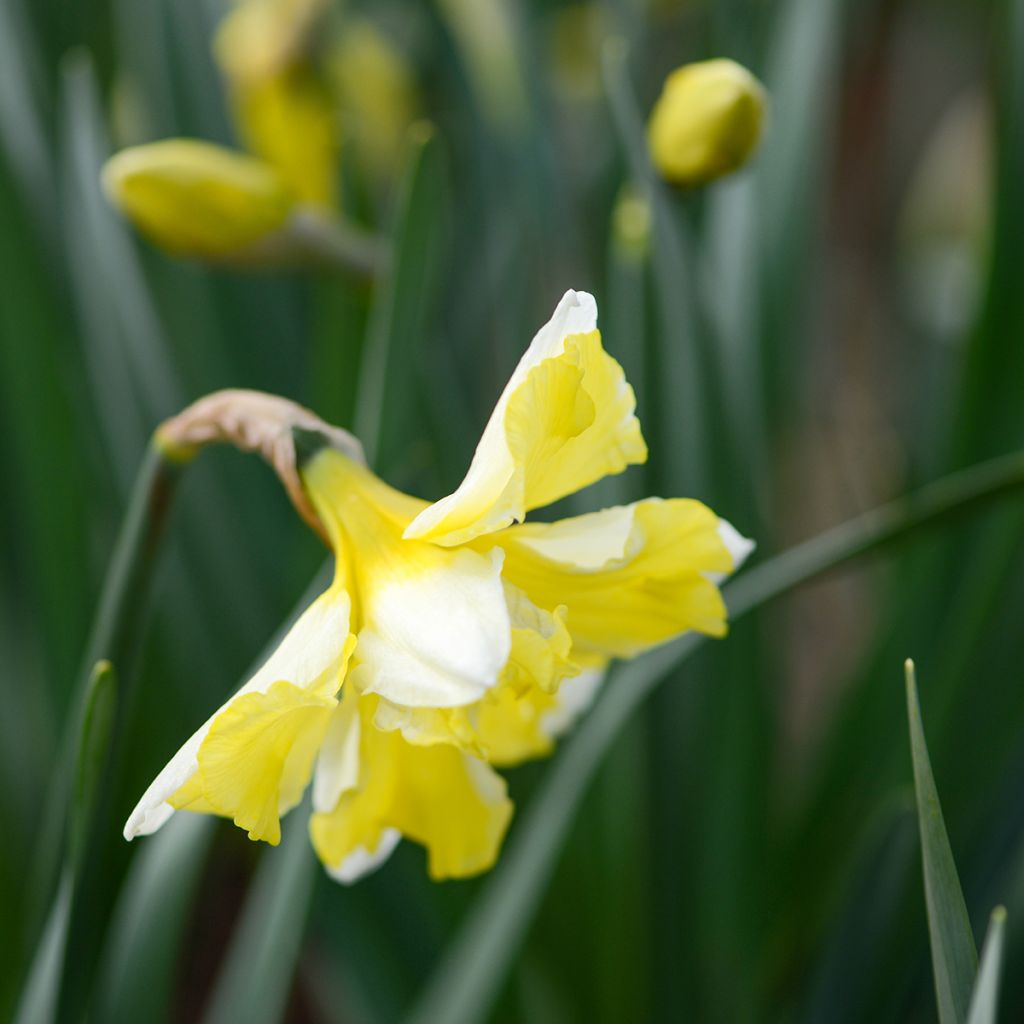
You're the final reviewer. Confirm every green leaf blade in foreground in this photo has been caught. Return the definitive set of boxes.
[16,661,117,1024]
[201,807,319,1024]
[70,661,117,868]
[966,907,1007,1024]
[905,659,977,1024]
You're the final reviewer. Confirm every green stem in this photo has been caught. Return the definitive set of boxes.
[405,449,1024,1024]
[24,440,182,1015]
[76,442,181,696]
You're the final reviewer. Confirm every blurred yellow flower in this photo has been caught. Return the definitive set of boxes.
[327,18,417,183]
[125,290,752,882]
[214,0,329,83]
[216,0,339,210]
[101,140,295,260]
[648,58,766,187]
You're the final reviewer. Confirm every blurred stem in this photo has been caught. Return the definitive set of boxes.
[290,210,388,279]
[406,449,1024,1024]
[75,442,180,698]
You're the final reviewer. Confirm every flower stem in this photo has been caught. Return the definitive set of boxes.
[405,449,1024,1024]
[25,440,182,1000]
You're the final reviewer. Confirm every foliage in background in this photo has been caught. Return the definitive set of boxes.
[2,0,1024,1021]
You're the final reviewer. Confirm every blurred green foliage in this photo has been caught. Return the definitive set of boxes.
[2,0,1024,1021]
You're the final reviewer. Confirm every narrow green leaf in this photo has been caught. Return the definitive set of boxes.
[905,658,977,1024]
[94,815,215,1024]
[14,875,72,1024]
[18,664,122,1023]
[602,40,709,493]
[355,123,449,474]
[966,907,1007,1024]
[202,805,319,1024]
[69,661,117,870]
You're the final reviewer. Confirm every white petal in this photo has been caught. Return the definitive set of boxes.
[540,666,606,738]
[403,290,598,545]
[242,587,353,696]
[705,518,755,583]
[123,728,208,839]
[124,586,352,840]
[312,696,361,814]
[508,505,639,569]
[327,828,401,884]
[355,548,511,708]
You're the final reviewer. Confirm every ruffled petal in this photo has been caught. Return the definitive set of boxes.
[310,694,513,881]
[404,291,647,546]
[494,499,751,658]
[171,680,336,845]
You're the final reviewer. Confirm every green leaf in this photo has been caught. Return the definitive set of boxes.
[69,661,117,870]
[355,123,449,474]
[905,658,977,1024]
[94,816,215,1024]
[202,805,319,1024]
[602,40,710,493]
[14,875,72,1024]
[966,907,1007,1024]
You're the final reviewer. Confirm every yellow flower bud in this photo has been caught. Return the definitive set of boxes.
[101,139,295,260]
[215,0,340,210]
[648,58,766,187]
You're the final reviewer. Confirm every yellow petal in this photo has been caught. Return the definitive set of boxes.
[172,680,336,845]
[124,584,353,840]
[102,140,294,258]
[501,582,575,696]
[495,499,741,658]
[230,68,339,210]
[405,291,647,546]
[310,694,513,881]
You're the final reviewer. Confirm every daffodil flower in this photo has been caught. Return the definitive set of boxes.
[126,290,752,882]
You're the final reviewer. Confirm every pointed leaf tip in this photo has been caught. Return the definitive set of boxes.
[966,907,1007,1024]
[906,659,978,1024]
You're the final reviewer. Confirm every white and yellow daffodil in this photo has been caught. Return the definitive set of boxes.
[126,290,752,882]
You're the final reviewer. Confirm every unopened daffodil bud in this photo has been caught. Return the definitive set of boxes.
[648,58,766,187]
[215,0,339,210]
[102,139,295,261]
